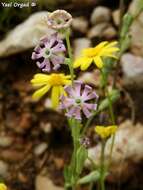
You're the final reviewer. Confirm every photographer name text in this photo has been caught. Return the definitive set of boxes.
[1,1,36,8]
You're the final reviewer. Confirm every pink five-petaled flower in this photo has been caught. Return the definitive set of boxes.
[60,81,98,120]
[32,33,66,72]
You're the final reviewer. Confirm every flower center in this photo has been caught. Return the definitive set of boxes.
[44,49,51,58]
[75,98,83,105]
[49,74,64,86]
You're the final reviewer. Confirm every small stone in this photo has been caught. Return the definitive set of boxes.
[34,143,48,156]
[121,53,143,89]
[40,122,52,133]
[78,70,100,86]
[112,9,120,26]
[90,6,111,25]
[0,160,8,178]
[0,136,13,147]
[102,26,117,39]
[73,38,91,58]
[36,175,63,190]
[87,22,109,38]
[129,0,143,56]
[72,17,88,33]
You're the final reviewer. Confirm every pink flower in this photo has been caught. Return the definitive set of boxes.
[60,81,98,120]
[32,33,66,72]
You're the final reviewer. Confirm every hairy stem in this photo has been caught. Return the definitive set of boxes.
[65,29,74,85]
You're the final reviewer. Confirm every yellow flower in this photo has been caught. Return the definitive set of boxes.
[0,183,7,190]
[74,41,119,70]
[31,73,71,108]
[95,125,117,139]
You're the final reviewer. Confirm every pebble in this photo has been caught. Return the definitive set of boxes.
[34,143,48,156]
[112,9,120,26]
[36,175,63,190]
[102,26,117,39]
[121,53,143,89]
[72,17,88,33]
[87,22,109,38]
[90,6,111,25]
[0,160,8,178]
[0,136,13,147]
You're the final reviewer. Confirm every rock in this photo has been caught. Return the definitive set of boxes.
[87,22,109,38]
[112,9,120,26]
[0,135,13,147]
[0,160,9,178]
[0,11,55,58]
[78,70,100,86]
[73,38,91,58]
[34,143,48,156]
[90,6,111,25]
[121,53,143,89]
[36,175,63,190]
[86,120,143,182]
[129,0,143,56]
[102,26,117,39]
[72,17,88,33]
[40,122,52,133]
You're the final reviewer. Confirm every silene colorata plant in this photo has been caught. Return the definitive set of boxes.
[30,9,120,190]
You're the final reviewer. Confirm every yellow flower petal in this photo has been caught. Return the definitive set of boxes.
[95,125,117,139]
[32,85,51,99]
[93,41,108,53]
[80,58,92,70]
[94,56,103,68]
[0,183,7,190]
[31,74,50,86]
[73,57,84,68]
[51,86,60,108]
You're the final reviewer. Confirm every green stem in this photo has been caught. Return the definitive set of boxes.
[100,70,116,167]
[107,92,116,166]
[65,29,74,85]
[99,140,106,190]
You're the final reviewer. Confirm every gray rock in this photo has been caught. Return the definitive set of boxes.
[86,120,143,182]
[112,9,120,26]
[34,143,48,156]
[102,26,117,39]
[87,22,109,38]
[0,160,8,178]
[90,6,111,25]
[0,12,55,57]
[121,53,143,88]
[73,38,91,58]
[36,175,63,190]
[72,17,88,33]
[129,0,143,56]
[0,136,13,147]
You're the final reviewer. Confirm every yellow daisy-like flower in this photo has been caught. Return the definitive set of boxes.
[95,125,117,139]
[31,73,71,108]
[0,183,7,190]
[74,41,119,70]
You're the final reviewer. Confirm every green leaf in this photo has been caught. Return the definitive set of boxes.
[98,89,120,112]
[76,146,88,175]
[77,171,100,184]
[120,13,133,39]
